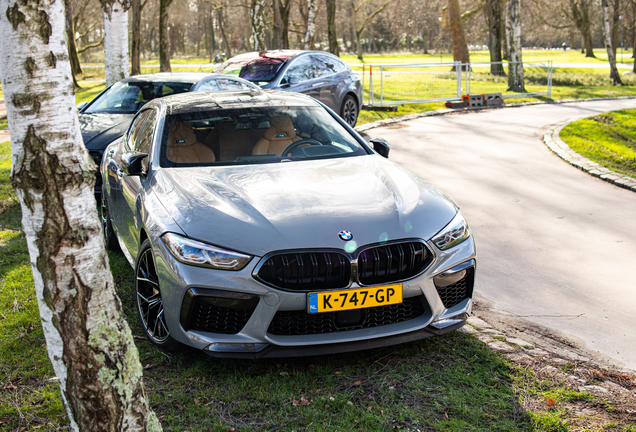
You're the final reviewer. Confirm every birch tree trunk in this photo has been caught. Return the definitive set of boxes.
[0,0,161,430]
[250,0,267,51]
[602,0,623,84]
[100,0,130,86]
[506,0,525,91]
[304,0,316,49]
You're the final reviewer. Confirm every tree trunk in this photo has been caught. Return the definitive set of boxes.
[447,0,470,65]
[304,0,317,49]
[570,0,597,58]
[64,0,82,88]
[0,0,162,430]
[602,0,623,84]
[217,7,231,58]
[160,0,173,72]
[326,0,339,56]
[611,0,620,57]
[280,0,292,49]
[209,7,216,62]
[101,0,130,86]
[250,0,267,51]
[506,0,525,91]
[273,0,282,48]
[131,0,145,75]
[485,0,505,75]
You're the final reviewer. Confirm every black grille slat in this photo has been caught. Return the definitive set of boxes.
[189,298,256,334]
[268,296,426,335]
[358,242,433,286]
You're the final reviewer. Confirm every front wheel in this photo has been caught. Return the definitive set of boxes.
[340,95,358,127]
[135,240,179,351]
[100,194,119,251]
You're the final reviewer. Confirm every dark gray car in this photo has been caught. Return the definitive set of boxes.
[100,89,476,358]
[215,50,363,127]
[79,72,258,192]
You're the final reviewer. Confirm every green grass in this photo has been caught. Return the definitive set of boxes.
[560,109,636,179]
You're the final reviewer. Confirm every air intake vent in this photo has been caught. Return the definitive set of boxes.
[256,252,351,291]
[358,242,433,286]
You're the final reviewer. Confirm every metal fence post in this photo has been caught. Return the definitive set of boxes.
[456,61,462,98]
[548,60,553,99]
[380,66,384,107]
[362,64,365,104]
[466,63,471,95]
[369,65,373,105]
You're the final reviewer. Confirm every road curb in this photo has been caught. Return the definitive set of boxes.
[544,117,636,193]
[355,95,636,133]
[462,316,636,398]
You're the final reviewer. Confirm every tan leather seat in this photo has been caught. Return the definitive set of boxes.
[252,115,301,157]
[167,121,216,163]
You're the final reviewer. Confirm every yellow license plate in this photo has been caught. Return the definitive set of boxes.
[307,284,403,314]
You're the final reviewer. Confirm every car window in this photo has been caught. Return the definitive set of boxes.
[281,56,315,84]
[196,80,220,92]
[126,110,152,150]
[216,57,285,84]
[84,81,193,114]
[159,106,369,167]
[312,55,338,78]
[218,79,254,91]
[134,109,158,154]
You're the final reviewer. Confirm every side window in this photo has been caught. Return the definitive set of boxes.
[134,110,158,154]
[196,80,220,92]
[312,55,338,78]
[331,58,347,73]
[126,110,152,150]
[281,56,315,84]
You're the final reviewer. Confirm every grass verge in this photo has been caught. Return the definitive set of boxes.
[560,109,636,179]
[0,138,635,430]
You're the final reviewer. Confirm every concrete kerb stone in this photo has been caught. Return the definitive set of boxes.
[544,117,636,193]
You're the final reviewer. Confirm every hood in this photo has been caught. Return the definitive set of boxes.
[151,156,458,257]
[79,113,134,151]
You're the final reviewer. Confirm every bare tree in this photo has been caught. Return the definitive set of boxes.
[326,0,339,55]
[250,0,267,50]
[160,0,173,71]
[570,0,597,57]
[132,0,148,75]
[304,0,317,49]
[506,0,525,91]
[0,0,162,429]
[602,0,623,83]
[279,0,292,48]
[447,0,470,65]
[485,0,505,74]
[350,0,392,61]
[100,0,131,86]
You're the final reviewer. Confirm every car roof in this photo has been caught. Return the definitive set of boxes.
[224,50,340,64]
[150,89,319,115]
[122,72,217,84]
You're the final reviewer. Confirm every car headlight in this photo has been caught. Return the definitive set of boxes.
[161,232,252,270]
[431,212,471,250]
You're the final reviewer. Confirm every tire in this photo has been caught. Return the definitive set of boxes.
[135,240,179,351]
[100,194,119,251]
[340,95,359,127]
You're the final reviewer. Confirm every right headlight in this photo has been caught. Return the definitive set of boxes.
[431,212,471,250]
[161,232,252,270]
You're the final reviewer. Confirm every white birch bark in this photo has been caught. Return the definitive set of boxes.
[506,0,525,91]
[0,0,160,430]
[602,0,623,84]
[101,0,131,86]
[304,0,316,50]
[250,0,267,51]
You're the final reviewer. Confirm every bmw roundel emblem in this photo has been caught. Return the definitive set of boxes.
[338,230,353,241]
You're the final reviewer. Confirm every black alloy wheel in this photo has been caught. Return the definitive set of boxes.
[341,95,358,127]
[100,194,119,251]
[135,240,179,351]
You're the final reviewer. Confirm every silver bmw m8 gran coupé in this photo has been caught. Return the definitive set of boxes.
[100,88,476,358]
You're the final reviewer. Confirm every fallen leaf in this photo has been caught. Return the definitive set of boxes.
[279,372,289,376]
[335,371,342,375]
[347,401,354,406]
[3,383,16,390]
[352,380,362,386]
[546,398,556,409]
[367,406,373,412]
[299,395,312,406]
[194,398,200,405]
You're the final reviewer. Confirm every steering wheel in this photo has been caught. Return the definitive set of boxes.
[282,139,323,157]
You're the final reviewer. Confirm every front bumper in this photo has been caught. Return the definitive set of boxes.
[152,235,476,358]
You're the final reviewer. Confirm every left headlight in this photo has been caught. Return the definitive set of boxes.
[161,232,252,270]
[431,212,471,250]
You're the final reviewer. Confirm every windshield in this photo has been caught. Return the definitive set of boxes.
[215,57,286,84]
[84,81,192,114]
[160,106,369,167]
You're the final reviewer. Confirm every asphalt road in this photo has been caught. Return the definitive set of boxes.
[369,99,636,372]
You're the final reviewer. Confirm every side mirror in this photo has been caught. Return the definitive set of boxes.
[77,102,88,111]
[370,137,390,158]
[121,151,149,176]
